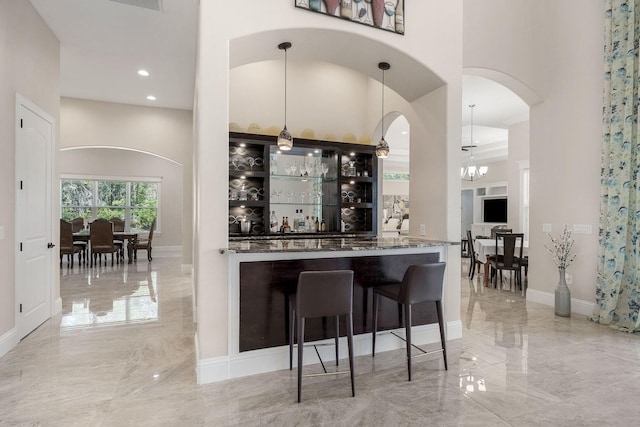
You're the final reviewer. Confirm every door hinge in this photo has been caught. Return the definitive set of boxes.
[19,304,22,313]
[20,119,23,128]
[19,242,22,252]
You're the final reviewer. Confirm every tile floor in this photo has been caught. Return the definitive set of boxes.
[2,258,640,426]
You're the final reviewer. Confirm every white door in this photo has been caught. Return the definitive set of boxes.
[15,95,54,340]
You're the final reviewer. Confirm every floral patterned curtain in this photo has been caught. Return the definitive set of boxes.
[593,0,640,331]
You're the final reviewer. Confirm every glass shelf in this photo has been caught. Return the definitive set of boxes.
[270,174,335,182]
[271,202,337,207]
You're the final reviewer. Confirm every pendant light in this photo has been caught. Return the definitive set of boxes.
[375,62,390,158]
[277,42,293,151]
[461,104,488,181]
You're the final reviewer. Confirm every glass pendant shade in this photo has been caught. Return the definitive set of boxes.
[277,126,293,150]
[376,137,389,158]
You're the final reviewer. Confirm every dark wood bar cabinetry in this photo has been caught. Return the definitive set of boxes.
[228,132,378,236]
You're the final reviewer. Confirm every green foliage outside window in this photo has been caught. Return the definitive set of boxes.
[60,179,158,231]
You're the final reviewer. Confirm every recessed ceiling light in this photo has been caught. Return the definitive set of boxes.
[239,143,246,147]
[138,69,150,77]
[146,95,156,101]
[401,131,408,135]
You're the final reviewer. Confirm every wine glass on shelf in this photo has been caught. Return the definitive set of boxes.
[363,0,373,25]
[247,157,255,171]
[274,189,282,202]
[321,162,329,178]
[231,157,240,171]
[300,191,308,204]
[285,191,295,203]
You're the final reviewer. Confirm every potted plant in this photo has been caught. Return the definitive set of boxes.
[545,225,577,317]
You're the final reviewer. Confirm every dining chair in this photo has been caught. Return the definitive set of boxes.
[60,219,83,268]
[372,262,447,381]
[489,233,524,291]
[89,218,119,267]
[110,217,125,260]
[289,270,355,403]
[490,225,512,239]
[70,217,88,264]
[132,217,156,262]
[467,230,483,280]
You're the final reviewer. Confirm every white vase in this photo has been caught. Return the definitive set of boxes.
[555,267,571,317]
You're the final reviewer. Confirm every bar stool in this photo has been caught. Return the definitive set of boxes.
[372,262,447,381]
[289,270,355,403]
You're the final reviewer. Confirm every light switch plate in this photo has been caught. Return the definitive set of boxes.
[419,224,426,236]
[573,224,592,234]
[543,224,552,233]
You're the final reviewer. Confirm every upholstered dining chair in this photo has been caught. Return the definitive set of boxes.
[60,219,82,268]
[70,217,88,263]
[132,218,156,262]
[110,217,125,260]
[289,270,355,402]
[372,262,447,381]
[89,218,119,267]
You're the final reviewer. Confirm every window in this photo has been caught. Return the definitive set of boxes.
[60,177,160,232]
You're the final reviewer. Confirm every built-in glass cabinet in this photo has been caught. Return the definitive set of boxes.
[228,132,377,236]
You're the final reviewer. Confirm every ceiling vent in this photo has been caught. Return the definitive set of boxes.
[109,0,163,12]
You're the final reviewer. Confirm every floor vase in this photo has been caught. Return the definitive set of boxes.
[555,267,571,317]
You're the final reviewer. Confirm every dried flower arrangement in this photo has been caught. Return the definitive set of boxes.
[544,225,577,269]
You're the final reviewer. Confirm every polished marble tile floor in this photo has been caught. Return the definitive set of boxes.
[2,258,640,426]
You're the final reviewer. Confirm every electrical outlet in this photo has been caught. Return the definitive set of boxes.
[419,224,426,236]
[565,273,573,285]
[543,224,552,233]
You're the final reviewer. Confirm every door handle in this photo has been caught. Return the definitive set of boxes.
[47,242,55,249]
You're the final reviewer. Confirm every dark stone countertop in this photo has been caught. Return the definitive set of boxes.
[220,235,458,254]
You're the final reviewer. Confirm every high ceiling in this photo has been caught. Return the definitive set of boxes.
[29,0,529,167]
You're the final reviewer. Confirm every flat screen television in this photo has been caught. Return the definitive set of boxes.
[483,198,507,223]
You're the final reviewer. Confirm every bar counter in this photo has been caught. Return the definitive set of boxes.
[220,235,458,378]
[221,235,455,254]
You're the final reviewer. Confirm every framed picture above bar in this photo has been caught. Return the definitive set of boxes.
[295,0,405,35]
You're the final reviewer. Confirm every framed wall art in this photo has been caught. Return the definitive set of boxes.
[295,0,404,35]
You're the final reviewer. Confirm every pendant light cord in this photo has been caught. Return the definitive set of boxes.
[381,68,385,136]
[284,47,288,128]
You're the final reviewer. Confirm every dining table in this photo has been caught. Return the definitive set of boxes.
[73,230,139,264]
[473,238,529,286]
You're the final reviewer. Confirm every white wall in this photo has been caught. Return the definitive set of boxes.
[60,98,193,265]
[196,0,463,362]
[465,0,603,306]
[0,1,60,347]
[507,121,529,233]
[59,148,183,247]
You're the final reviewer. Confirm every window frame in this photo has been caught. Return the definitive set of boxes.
[60,174,161,233]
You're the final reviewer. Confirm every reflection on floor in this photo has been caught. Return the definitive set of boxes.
[2,258,640,425]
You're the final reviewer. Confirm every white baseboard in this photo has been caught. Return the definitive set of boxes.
[152,245,182,258]
[196,320,463,385]
[0,328,18,359]
[53,297,62,316]
[526,289,595,317]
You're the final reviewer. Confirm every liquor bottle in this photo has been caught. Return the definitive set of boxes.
[283,217,291,233]
[270,211,278,233]
[299,211,306,232]
[315,217,320,232]
[321,218,326,232]
[280,216,285,233]
[305,216,311,232]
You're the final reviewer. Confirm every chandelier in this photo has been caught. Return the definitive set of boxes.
[461,104,488,181]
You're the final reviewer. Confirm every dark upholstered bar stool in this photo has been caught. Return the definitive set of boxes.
[372,262,447,381]
[289,270,355,403]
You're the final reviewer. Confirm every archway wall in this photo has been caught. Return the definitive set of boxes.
[464,0,603,306]
[196,1,463,360]
[60,97,194,265]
